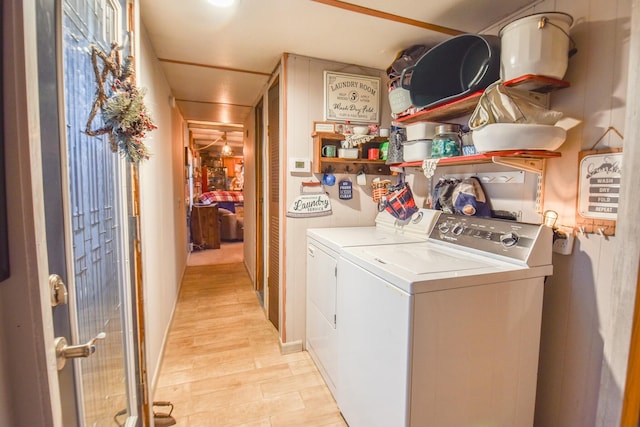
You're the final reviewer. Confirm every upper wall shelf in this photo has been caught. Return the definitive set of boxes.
[396,150,562,174]
[394,75,570,124]
[312,132,392,175]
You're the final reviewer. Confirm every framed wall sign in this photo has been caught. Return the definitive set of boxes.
[576,148,622,235]
[313,121,336,133]
[324,71,380,124]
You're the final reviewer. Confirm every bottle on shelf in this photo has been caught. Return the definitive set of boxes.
[431,124,462,158]
[344,120,352,135]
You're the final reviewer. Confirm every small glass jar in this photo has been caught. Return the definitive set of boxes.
[431,124,461,158]
[344,120,353,135]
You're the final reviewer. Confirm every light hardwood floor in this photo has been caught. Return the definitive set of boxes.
[154,262,347,426]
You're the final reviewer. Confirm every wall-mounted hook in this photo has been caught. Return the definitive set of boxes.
[344,165,352,174]
[578,226,586,235]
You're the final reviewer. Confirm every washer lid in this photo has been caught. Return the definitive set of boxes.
[340,241,551,294]
[365,244,492,275]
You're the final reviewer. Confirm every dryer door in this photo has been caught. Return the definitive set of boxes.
[306,241,338,393]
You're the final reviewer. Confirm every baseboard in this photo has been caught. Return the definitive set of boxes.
[279,339,303,355]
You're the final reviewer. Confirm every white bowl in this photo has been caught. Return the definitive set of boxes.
[472,123,567,152]
[352,126,369,135]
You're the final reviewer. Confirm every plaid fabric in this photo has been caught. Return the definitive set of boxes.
[383,183,418,220]
[199,191,244,204]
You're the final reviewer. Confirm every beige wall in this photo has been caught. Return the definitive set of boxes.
[506,1,633,425]
[137,24,188,392]
[281,55,392,344]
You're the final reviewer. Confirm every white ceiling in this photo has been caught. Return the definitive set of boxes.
[139,0,539,151]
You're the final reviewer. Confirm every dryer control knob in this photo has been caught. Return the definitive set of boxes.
[452,224,465,236]
[500,232,519,247]
[438,222,450,234]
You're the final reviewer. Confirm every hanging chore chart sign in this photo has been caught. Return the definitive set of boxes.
[323,71,380,124]
[576,148,622,235]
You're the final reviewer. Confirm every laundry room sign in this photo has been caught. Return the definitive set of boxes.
[324,71,380,124]
[576,149,622,235]
[287,182,332,218]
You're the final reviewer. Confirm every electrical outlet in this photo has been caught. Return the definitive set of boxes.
[552,226,575,255]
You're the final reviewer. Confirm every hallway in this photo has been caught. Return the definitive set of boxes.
[153,261,347,426]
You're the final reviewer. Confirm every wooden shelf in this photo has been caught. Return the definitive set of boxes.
[394,75,570,124]
[395,150,562,174]
[317,158,390,174]
[312,132,392,175]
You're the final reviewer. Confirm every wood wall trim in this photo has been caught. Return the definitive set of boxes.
[128,2,150,425]
[281,53,288,343]
[620,0,640,424]
[622,256,640,426]
[158,58,271,76]
[174,98,253,108]
[311,0,464,36]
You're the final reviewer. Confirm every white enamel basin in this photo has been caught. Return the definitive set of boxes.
[472,123,567,152]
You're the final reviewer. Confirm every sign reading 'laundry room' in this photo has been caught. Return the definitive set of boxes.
[324,71,380,123]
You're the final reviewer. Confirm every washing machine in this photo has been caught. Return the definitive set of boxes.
[305,208,440,397]
[336,213,553,427]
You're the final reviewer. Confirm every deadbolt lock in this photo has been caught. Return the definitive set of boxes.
[49,274,68,306]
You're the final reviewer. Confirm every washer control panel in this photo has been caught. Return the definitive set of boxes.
[429,214,547,263]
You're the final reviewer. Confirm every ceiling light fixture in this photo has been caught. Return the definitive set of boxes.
[208,0,237,7]
[221,132,232,156]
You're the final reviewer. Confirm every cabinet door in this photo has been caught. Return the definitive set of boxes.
[307,243,337,326]
[337,257,411,427]
[306,242,338,393]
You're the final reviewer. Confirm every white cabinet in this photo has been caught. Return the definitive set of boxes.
[306,240,339,395]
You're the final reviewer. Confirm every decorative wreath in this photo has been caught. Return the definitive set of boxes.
[86,43,156,163]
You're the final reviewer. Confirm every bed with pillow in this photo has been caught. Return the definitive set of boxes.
[198,191,243,213]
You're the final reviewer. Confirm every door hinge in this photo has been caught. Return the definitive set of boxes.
[334,266,337,277]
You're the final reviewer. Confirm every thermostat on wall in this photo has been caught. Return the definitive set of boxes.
[289,157,311,173]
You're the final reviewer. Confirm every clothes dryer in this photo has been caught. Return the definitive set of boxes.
[305,209,440,397]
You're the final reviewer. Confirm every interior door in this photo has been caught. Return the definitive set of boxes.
[37,0,141,425]
[267,81,280,329]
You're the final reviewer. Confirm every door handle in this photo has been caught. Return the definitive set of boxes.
[54,332,106,370]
